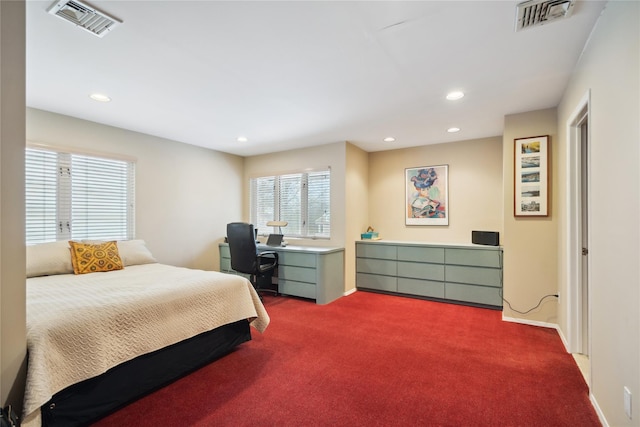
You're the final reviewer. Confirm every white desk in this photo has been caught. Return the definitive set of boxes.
[219,243,345,305]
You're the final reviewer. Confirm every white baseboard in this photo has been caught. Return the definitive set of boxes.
[501,314,559,330]
[501,315,571,353]
[501,315,571,352]
[590,392,609,427]
[555,325,570,352]
[503,314,609,426]
[343,287,357,297]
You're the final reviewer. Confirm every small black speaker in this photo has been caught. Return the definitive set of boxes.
[472,230,499,246]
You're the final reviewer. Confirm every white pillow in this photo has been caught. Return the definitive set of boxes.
[26,241,74,278]
[116,240,157,266]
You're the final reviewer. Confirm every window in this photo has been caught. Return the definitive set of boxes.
[250,169,330,239]
[25,147,135,245]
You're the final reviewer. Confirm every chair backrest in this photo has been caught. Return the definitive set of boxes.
[226,222,258,275]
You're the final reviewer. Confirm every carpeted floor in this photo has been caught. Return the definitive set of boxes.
[94,291,600,426]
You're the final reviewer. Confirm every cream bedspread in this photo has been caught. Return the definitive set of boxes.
[23,264,269,427]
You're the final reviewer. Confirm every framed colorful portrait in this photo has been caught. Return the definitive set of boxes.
[405,165,449,226]
[514,135,549,217]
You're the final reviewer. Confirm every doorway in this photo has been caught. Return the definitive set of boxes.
[566,92,591,385]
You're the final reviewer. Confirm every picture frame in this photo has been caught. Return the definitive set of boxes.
[405,165,449,225]
[514,135,549,217]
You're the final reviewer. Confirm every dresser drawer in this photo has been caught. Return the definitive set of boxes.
[354,241,502,309]
[397,246,444,263]
[445,283,502,306]
[356,258,396,276]
[397,261,444,281]
[398,278,444,299]
[445,248,501,268]
[356,273,397,292]
[445,265,502,287]
[356,243,397,260]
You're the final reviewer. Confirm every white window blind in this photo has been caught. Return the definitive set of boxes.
[25,148,58,243]
[25,147,135,244]
[250,169,330,239]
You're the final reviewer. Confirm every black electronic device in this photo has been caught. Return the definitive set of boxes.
[472,230,499,246]
[266,234,284,247]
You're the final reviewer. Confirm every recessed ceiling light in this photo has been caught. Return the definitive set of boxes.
[446,91,465,101]
[236,136,248,143]
[89,93,111,102]
[383,137,396,142]
[447,127,461,133]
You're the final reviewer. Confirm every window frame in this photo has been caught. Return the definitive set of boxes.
[25,143,136,245]
[250,168,331,240]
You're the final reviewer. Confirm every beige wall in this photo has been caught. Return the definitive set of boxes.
[368,136,503,243]
[345,143,369,291]
[557,1,639,425]
[502,109,558,324]
[26,108,244,271]
[1,0,27,410]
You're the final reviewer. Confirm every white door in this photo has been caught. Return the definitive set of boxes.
[579,117,589,356]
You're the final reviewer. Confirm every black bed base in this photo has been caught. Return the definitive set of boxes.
[41,319,251,427]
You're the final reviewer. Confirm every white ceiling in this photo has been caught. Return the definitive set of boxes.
[26,1,607,156]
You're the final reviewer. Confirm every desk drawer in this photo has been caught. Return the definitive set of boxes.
[278,251,316,268]
[219,243,345,305]
[220,245,230,258]
[279,279,316,300]
[278,265,316,284]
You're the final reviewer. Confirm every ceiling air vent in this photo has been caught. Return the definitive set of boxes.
[515,0,575,32]
[47,0,122,38]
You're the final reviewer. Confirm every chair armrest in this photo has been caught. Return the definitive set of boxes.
[257,251,278,265]
[258,251,278,257]
[257,251,278,274]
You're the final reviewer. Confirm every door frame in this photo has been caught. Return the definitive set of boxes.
[565,90,591,358]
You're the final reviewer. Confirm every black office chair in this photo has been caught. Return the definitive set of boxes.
[226,222,278,296]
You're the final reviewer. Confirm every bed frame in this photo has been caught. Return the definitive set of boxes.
[40,319,251,427]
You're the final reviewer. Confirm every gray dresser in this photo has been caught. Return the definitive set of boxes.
[356,240,503,309]
[219,243,345,305]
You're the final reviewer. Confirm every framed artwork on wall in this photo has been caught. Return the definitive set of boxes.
[405,165,449,226]
[514,135,549,217]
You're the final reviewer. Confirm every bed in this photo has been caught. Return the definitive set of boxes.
[23,240,269,427]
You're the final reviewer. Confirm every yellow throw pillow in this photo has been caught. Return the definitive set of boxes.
[69,241,124,274]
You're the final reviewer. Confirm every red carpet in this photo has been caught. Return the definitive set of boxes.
[94,291,600,426]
